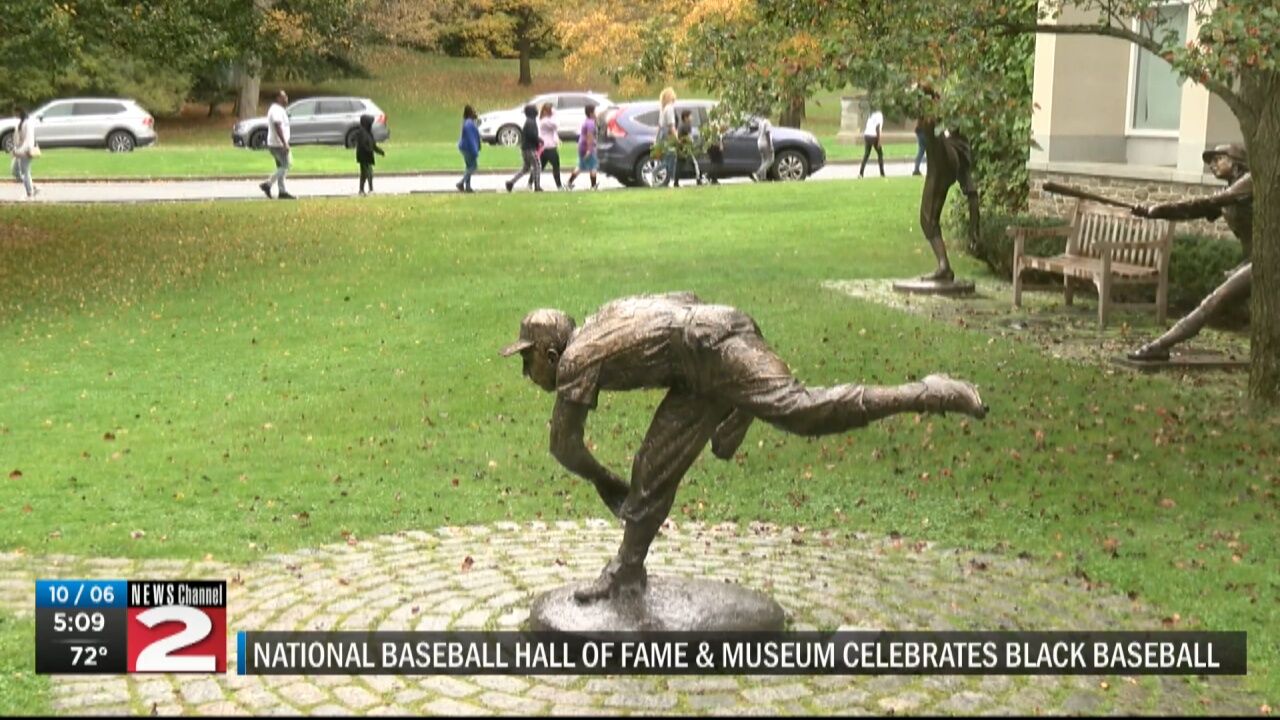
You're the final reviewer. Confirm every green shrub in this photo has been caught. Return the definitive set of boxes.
[1167,233,1248,325]
[956,210,1068,279]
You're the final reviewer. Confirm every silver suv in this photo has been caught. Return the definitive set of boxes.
[0,98,157,153]
[479,92,613,146]
[231,97,390,149]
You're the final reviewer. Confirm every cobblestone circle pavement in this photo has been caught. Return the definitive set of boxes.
[0,520,1265,716]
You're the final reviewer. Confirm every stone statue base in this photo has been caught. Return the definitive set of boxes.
[1112,350,1248,373]
[891,278,976,296]
[529,576,785,634]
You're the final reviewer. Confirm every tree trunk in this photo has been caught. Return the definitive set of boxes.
[779,92,806,128]
[1246,72,1280,406]
[237,67,261,121]
[518,36,532,86]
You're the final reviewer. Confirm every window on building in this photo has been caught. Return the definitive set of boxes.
[1130,3,1189,132]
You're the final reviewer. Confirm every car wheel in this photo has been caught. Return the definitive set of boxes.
[635,154,667,188]
[344,128,360,149]
[249,129,268,150]
[496,125,522,147]
[107,130,136,153]
[772,150,809,181]
[0,132,12,154]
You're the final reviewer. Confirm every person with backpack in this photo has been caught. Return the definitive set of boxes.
[457,105,480,193]
[354,114,385,196]
[9,107,39,200]
[505,104,542,192]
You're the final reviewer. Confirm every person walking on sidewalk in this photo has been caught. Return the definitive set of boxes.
[9,107,38,200]
[859,108,885,178]
[457,105,480,193]
[355,114,385,196]
[505,104,542,192]
[912,119,927,176]
[259,90,295,200]
[752,116,774,182]
[566,104,599,191]
[537,103,564,190]
[657,87,679,187]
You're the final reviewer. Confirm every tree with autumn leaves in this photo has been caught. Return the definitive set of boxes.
[0,0,373,119]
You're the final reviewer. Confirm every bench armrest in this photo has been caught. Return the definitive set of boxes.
[1005,225,1071,239]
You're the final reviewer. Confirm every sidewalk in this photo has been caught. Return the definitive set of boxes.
[4,161,921,205]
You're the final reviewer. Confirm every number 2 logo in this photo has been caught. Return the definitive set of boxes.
[132,606,216,672]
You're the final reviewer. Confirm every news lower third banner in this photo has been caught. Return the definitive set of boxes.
[237,631,1246,676]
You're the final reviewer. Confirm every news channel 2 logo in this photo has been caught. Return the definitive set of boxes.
[35,580,227,674]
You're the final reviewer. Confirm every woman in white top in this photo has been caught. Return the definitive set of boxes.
[535,102,563,190]
[10,107,38,199]
[658,87,678,187]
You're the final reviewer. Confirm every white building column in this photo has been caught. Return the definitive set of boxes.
[1175,1,1214,175]
[1029,6,1058,164]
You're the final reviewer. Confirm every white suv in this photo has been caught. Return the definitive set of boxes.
[0,98,157,153]
[478,92,613,146]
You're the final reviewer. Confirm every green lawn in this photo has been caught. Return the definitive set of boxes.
[0,180,1276,710]
[28,49,910,179]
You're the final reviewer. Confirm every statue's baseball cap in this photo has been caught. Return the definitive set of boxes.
[499,309,574,357]
[1202,143,1247,166]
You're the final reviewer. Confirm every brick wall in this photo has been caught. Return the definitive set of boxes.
[1027,169,1233,240]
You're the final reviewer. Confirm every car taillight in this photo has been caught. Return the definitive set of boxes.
[143,116,154,127]
[607,114,626,138]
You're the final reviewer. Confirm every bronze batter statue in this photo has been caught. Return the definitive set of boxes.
[501,293,988,602]
[1128,144,1253,361]
[918,118,980,282]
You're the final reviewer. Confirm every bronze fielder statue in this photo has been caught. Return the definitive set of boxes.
[915,84,980,282]
[501,292,988,602]
[1128,144,1253,361]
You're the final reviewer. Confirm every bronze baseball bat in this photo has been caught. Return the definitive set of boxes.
[1042,181,1138,211]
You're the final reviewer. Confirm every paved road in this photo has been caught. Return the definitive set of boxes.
[4,160,921,204]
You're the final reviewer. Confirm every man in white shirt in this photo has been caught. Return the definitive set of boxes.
[260,90,295,200]
[859,109,885,178]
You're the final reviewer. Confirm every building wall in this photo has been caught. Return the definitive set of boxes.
[1045,20,1131,164]
[1206,95,1245,147]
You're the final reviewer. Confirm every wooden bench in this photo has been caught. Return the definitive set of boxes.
[1010,200,1174,328]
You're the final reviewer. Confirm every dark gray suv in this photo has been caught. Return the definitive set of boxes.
[231,97,389,149]
[597,100,825,187]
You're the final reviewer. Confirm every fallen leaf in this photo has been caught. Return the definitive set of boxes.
[1158,498,1177,509]
[130,529,146,539]
[8,470,20,480]
[461,556,474,572]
